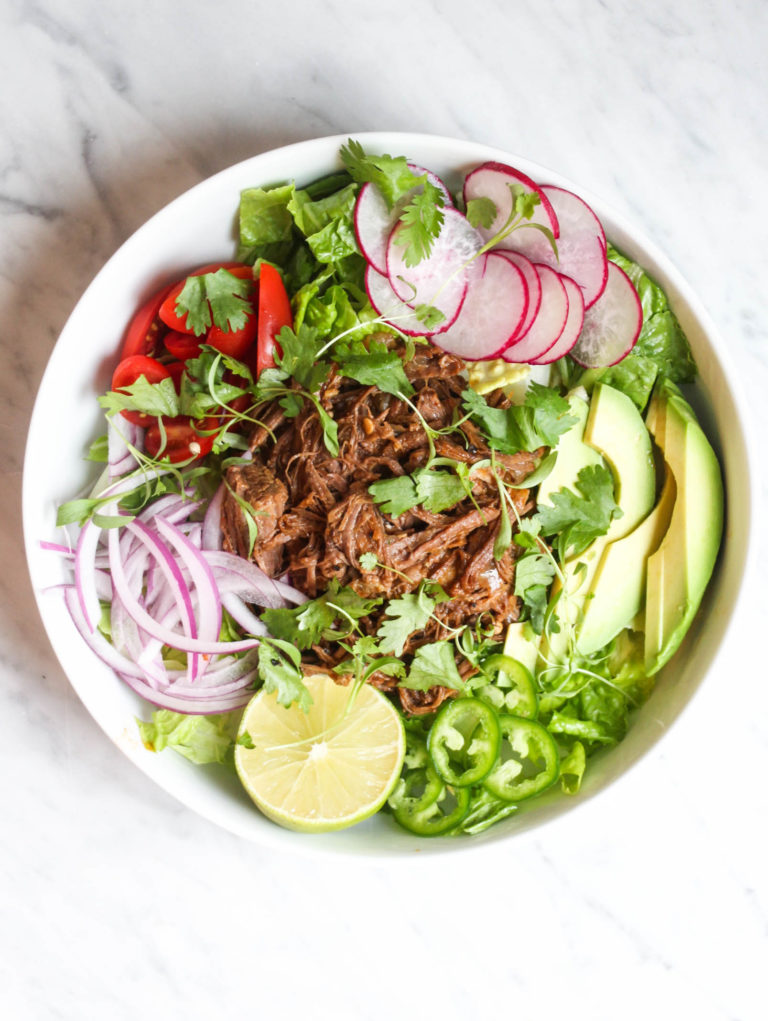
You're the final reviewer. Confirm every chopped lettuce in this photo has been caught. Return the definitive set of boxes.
[136,710,239,766]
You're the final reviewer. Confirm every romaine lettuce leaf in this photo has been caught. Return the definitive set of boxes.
[136,710,238,766]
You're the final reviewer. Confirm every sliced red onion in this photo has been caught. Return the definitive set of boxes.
[202,550,306,608]
[221,593,270,636]
[201,482,225,551]
[108,417,141,478]
[75,520,103,632]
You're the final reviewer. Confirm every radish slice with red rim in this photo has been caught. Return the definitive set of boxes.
[503,264,569,364]
[529,274,585,364]
[365,265,440,336]
[569,261,643,367]
[386,208,479,332]
[354,164,453,276]
[492,250,542,341]
[430,251,528,360]
[463,161,560,247]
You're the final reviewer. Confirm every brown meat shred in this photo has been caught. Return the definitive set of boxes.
[219,337,540,715]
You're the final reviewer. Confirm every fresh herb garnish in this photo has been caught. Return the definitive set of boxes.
[174,269,253,336]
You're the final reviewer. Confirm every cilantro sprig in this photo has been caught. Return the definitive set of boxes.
[174,269,254,336]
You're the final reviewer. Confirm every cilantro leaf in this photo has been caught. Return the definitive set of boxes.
[367,475,419,516]
[466,196,497,229]
[394,179,446,266]
[99,376,180,419]
[334,337,414,398]
[261,581,382,651]
[400,641,465,693]
[377,581,450,657]
[273,323,331,393]
[415,469,470,514]
[463,383,577,455]
[257,638,312,712]
[514,551,557,634]
[340,139,420,209]
[533,464,622,560]
[174,269,253,337]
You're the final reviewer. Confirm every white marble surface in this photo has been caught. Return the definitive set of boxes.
[2,1,767,1018]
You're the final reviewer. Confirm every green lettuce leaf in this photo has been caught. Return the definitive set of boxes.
[136,711,238,765]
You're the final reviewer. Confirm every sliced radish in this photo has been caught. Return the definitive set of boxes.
[430,251,529,360]
[365,265,438,337]
[503,264,569,364]
[492,250,542,341]
[463,162,560,249]
[569,262,643,367]
[386,207,480,332]
[529,275,585,364]
[354,164,453,276]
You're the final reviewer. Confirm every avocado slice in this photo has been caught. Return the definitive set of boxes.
[541,383,657,664]
[643,379,724,674]
[577,467,676,656]
[502,620,541,675]
[536,390,603,508]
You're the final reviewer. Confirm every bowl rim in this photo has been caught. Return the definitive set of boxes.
[22,131,759,860]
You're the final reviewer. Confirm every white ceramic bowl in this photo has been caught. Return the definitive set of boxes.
[23,133,755,858]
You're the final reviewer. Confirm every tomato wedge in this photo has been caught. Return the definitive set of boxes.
[120,283,174,359]
[255,263,292,375]
[111,355,171,427]
[207,308,258,360]
[144,416,219,463]
[163,331,203,361]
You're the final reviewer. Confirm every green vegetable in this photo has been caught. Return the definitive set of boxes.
[256,637,312,712]
[393,179,446,267]
[401,640,465,693]
[533,463,622,561]
[175,269,253,336]
[462,383,577,455]
[473,654,538,719]
[483,716,560,802]
[261,581,382,651]
[388,762,471,836]
[428,698,502,787]
[376,581,450,658]
[340,139,419,209]
[136,710,238,766]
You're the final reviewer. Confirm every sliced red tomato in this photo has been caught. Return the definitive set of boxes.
[165,360,186,393]
[144,416,219,463]
[163,331,203,361]
[255,263,292,376]
[111,355,171,427]
[120,283,174,358]
[207,307,258,360]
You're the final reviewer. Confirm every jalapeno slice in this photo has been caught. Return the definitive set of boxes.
[389,763,471,836]
[483,715,559,802]
[474,654,538,719]
[427,697,501,787]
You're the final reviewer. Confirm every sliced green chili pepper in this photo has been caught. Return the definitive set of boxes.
[474,654,538,719]
[388,762,471,836]
[427,697,501,787]
[483,715,559,802]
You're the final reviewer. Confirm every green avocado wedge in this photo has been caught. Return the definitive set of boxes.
[541,383,657,664]
[643,379,724,675]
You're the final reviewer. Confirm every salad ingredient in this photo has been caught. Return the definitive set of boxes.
[531,186,608,307]
[111,356,172,427]
[255,262,292,374]
[578,468,676,656]
[529,274,585,365]
[473,654,538,718]
[429,251,529,358]
[462,162,560,245]
[353,163,452,275]
[234,672,406,833]
[643,378,724,673]
[120,283,174,358]
[482,716,559,802]
[386,207,480,331]
[137,710,239,765]
[389,762,472,836]
[427,697,502,787]
[569,262,643,368]
[501,263,569,363]
[144,414,218,462]
[493,250,542,339]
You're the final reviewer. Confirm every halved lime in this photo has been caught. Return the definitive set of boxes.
[234,674,406,833]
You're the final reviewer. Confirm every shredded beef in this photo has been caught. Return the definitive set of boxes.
[219,337,540,715]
